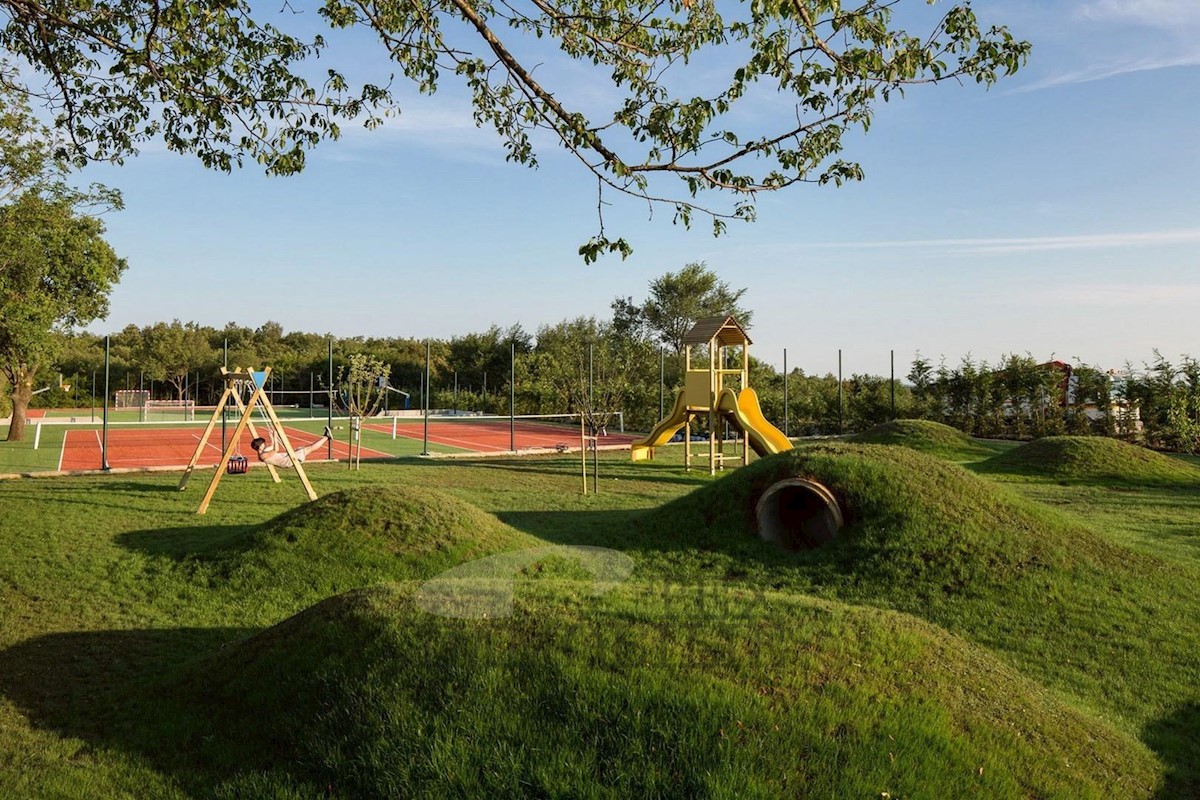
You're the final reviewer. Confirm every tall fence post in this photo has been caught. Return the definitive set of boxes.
[783,348,789,438]
[422,340,431,456]
[510,341,516,452]
[659,347,665,420]
[890,349,896,420]
[327,338,334,460]
[837,349,843,435]
[102,336,111,470]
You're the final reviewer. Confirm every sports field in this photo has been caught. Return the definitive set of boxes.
[368,416,639,454]
[1,414,640,474]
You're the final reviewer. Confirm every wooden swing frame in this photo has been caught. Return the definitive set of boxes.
[179,366,318,515]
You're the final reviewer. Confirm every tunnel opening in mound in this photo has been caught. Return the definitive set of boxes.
[754,478,844,551]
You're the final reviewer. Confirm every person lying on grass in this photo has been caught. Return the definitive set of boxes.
[250,426,332,468]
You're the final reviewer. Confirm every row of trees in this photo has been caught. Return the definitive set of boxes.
[5,263,910,439]
[906,352,1200,452]
[8,244,1197,451]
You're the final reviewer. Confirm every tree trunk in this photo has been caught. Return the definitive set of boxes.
[6,376,33,442]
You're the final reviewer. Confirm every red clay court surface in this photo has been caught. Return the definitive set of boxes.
[59,426,388,471]
[367,419,640,453]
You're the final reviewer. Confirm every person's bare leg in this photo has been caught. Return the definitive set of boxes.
[295,426,333,461]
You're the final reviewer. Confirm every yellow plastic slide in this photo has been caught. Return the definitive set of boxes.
[717,387,793,457]
[630,389,689,461]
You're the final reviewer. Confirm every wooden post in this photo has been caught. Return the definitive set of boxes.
[181,368,284,491]
[192,367,317,514]
[258,389,318,501]
[709,334,717,475]
[179,382,235,490]
[197,381,266,515]
[231,386,282,484]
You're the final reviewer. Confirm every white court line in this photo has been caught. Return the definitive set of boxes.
[58,429,69,471]
[387,425,506,452]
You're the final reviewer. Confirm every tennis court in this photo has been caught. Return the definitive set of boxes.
[369,415,640,453]
[58,424,388,471]
[7,412,636,475]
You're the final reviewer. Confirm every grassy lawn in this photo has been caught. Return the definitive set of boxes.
[0,440,1196,797]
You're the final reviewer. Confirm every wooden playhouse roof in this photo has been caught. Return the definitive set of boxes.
[681,315,752,347]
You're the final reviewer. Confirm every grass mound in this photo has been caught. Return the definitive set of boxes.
[649,443,1132,595]
[848,419,999,461]
[637,444,1200,754]
[142,583,1157,798]
[222,485,540,599]
[977,436,1200,486]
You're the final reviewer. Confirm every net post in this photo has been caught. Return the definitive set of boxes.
[509,340,516,453]
[101,336,111,471]
[580,414,587,495]
[422,340,431,456]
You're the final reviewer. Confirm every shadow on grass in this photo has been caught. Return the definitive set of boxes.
[0,627,252,780]
[96,480,182,493]
[116,523,257,561]
[495,505,805,581]
[418,453,714,488]
[1144,702,1200,799]
[496,508,653,548]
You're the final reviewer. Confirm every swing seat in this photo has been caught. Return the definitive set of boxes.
[227,455,249,475]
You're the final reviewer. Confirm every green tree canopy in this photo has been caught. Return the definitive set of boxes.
[531,316,654,432]
[138,320,217,402]
[618,261,753,354]
[0,193,126,439]
[0,2,1029,258]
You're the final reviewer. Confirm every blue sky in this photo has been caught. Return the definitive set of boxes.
[78,0,1199,378]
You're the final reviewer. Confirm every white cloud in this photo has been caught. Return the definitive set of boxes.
[1014,52,1200,92]
[1038,283,1200,307]
[1078,0,1200,28]
[1010,0,1200,92]
[320,101,510,166]
[800,228,1200,255]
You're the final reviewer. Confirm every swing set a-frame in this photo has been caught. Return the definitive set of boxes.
[179,367,319,515]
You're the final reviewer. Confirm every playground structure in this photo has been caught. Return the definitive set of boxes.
[631,316,792,473]
[179,367,319,515]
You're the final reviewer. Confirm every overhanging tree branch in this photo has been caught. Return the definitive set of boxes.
[0,0,1030,258]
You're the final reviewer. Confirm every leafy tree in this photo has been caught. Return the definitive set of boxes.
[0,3,1029,257]
[530,317,654,434]
[337,352,389,468]
[0,194,126,439]
[1068,361,1112,436]
[907,353,934,418]
[0,72,126,440]
[138,321,217,402]
[448,325,532,401]
[631,262,752,355]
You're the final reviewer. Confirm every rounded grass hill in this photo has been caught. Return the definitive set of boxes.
[137,582,1157,799]
[976,435,1200,486]
[643,442,1141,595]
[634,442,1200,742]
[848,419,999,461]
[216,485,541,601]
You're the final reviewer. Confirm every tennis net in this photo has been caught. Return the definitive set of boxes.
[374,412,624,438]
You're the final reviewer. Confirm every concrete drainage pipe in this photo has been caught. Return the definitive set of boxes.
[755,478,844,551]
